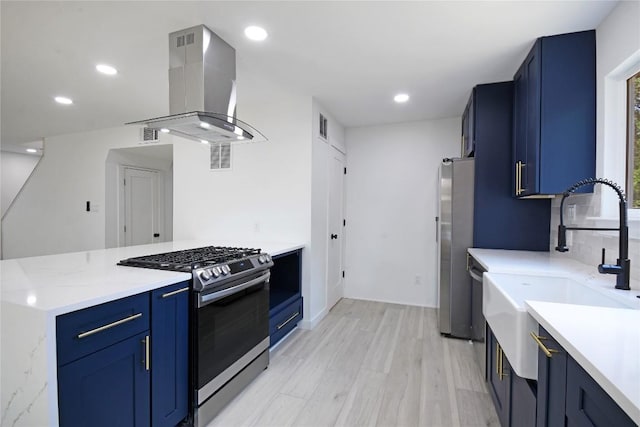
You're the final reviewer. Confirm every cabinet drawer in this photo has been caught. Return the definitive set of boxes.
[269,297,302,347]
[57,293,150,366]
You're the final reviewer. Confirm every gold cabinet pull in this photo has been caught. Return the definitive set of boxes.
[517,162,527,195]
[515,162,520,195]
[496,344,500,376]
[162,286,189,298]
[77,313,142,339]
[530,331,558,358]
[466,252,471,271]
[142,335,150,371]
[277,312,300,330]
[498,346,508,380]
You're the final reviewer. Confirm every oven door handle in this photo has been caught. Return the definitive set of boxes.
[198,271,271,307]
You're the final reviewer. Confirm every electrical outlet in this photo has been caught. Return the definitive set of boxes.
[414,275,422,285]
[567,204,577,222]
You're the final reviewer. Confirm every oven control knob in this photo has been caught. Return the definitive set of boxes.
[211,267,221,278]
[221,265,230,275]
[265,254,272,263]
[258,255,266,264]
[199,270,211,281]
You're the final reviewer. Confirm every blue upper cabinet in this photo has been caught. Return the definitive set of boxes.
[471,82,550,251]
[513,30,596,197]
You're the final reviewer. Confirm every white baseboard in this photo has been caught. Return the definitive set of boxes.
[342,293,436,309]
[299,305,329,330]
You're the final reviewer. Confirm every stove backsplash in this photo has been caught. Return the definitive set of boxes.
[549,190,640,288]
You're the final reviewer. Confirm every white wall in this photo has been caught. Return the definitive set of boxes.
[344,117,460,307]
[2,126,148,259]
[308,98,346,327]
[1,151,41,218]
[0,61,325,325]
[549,1,640,290]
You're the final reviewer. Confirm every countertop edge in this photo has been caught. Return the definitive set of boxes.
[526,302,640,425]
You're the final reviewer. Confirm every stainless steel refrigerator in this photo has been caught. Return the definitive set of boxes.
[437,157,474,339]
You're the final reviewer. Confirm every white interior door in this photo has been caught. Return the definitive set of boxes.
[327,148,346,310]
[124,167,161,246]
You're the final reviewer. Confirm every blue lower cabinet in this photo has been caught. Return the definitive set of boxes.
[269,296,302,346]
[510,373,537,427]
[151,282,189,427]
[535,326,567,427]
[58,331,151,427]
[487,326,511,427]
[566,357,635,427]
[57,282,190,426]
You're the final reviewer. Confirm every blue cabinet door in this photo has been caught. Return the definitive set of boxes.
[535,326,567,427]
[151,281,189,427]
[566,357,635,427]
[487,327,510,426]
[512,30,595,197]
[58,331,150,427]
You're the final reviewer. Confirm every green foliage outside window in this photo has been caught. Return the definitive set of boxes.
[631,73,640,208]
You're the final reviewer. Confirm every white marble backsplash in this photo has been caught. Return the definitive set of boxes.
[549,190,640,290]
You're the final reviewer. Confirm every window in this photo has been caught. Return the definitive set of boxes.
[627,71,640,207]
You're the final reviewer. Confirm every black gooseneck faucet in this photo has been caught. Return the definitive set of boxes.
[556,178,630,290]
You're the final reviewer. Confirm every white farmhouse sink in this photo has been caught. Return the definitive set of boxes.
[483,273,638,380]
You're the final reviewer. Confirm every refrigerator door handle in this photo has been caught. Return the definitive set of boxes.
[435,216,439,242]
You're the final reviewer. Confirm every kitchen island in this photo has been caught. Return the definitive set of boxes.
[468,248,640,425]
[0,240,303,427]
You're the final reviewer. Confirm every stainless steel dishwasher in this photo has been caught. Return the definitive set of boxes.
[468,253,487,376]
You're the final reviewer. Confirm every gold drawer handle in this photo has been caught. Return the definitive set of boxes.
[162,286,189,298]
[277,311,300,330]
[77,313,143,339]
[530,332,558,358]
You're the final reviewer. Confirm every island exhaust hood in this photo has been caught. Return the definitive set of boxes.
[128,25,266,143]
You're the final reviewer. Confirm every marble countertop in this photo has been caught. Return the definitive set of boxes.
[527,302,640,424]
[469,248,640,423]
[0,239,304,426]
[0,239,304,316]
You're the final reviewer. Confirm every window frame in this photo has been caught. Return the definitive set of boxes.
[627,71,640,208]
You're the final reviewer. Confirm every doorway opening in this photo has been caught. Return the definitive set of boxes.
[105,145,173,248]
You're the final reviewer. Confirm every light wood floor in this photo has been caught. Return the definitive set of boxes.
[207,299,500,427]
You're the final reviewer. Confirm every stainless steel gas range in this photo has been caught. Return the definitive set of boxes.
[118,246,273,427]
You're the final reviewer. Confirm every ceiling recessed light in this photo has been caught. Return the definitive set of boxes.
[26,148,38,153]
[200,122,211,129]
[244,26,268,41]
[237,136,245,140]
[96,64,118,75]
[54,96,73,105]
[201,140,210,145]
[394,93,410,103]
[160,128,170,133]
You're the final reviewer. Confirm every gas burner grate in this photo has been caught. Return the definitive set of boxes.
[118,246,261,272]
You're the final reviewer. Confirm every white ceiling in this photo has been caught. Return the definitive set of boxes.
[1,1,617,148]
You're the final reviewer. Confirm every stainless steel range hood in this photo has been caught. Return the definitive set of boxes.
[128,25,266,143]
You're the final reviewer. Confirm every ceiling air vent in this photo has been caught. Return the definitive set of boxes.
[140,128,159,143]
[211,142,231,170]
[319,113,328,140]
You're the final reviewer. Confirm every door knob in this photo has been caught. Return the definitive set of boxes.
[330,234,338,240]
